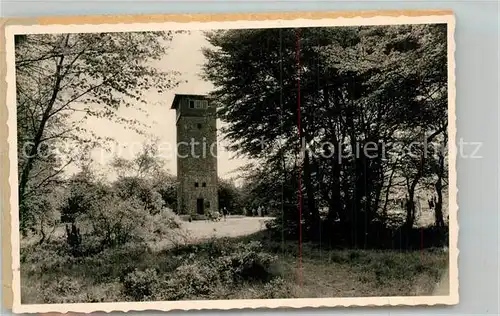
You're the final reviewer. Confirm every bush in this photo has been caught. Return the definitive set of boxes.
[40,276,86,303]
[21,241,76,275]
[60,169,104,223]
[134,240,279,301]
[265,207,301,240]
[156,178,178,211]
[200,237,234,258]
[59,172,150,251]
[65,223,82,256]
[51,276,82,296]
[218,178,243,215]
[160,263,220,300]
[259,277,294,299]
[151,209,182,231]
[215,241,276,282]
[122,268,160,301]
[113,176,165,215]
[86,195,148,247]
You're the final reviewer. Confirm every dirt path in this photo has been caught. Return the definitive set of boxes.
[150,216,273,251]
[183,216,273,241]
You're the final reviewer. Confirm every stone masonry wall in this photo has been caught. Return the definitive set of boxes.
[176,96,218,216]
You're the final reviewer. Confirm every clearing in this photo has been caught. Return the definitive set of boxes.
[184,216,273,241]
[20,216,448,303]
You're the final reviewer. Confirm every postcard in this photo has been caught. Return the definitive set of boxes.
[1,10,457,313]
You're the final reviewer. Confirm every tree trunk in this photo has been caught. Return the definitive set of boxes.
[18,43,67,232]
[404,136,427,229]
[434,150,445,228]
[373,179,383,219]
[325,138,343,224]
[405,182,418,229]
[382,163,397,218]
[302,148,319,239]
[323,86,343,226]
[38,216,46,245]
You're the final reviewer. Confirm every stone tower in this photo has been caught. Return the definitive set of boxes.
[171,94,218,217]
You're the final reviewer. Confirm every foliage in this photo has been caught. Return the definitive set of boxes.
[87,195,148,247]
[60,167,97,223]
[218,178,243,214]
[16,31,182,233]
[259,277,294,299]
[159,262,221,300]
[155,175,178,211]
[21,232,448,304]
[113,176,165,215]
[215,241,276,282]
[119,239,278,301]
[110,139,178,213]
[56,166,181,253]
[203,24,449,247]
[110,139,167,179]
[65,223,83,256]
[122,268,159,301]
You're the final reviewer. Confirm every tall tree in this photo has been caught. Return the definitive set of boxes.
[321,24,448,231]
[202,24,448,246]
[16,31,182,232]
[202,27,361,240]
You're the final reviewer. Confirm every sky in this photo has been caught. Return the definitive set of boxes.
[76,30,252,182]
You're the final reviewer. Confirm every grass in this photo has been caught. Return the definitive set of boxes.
[20,231,448,304]
[233,232,448,298]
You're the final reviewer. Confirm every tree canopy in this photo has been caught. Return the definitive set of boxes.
[16,31,182,233]
[203,25,448,248]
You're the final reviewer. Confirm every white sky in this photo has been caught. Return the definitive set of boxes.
[76,30,251,181]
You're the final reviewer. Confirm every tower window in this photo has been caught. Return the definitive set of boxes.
[188,99,208,109]
[197,123,202,129]
[194,182,199,187]
[202,182,206,187]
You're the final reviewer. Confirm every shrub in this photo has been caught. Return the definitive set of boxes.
[40,276,85,303]
[60,169,104,224]
[159,262,220,300]
[216,241,276,282]
[65,223,82,256]
[156,178,178,211]
[113,176,165,215]
[153,241,278,301]
[21,241,76,275]
[59,172,152,252]
[51,276,82,296]
[122,268,160,301]
[265,211,301,240]
[259,277,294,299]
[63,188,183,253]
[149,209,182,233]
[200,237,234,258]
[86,195,147,247]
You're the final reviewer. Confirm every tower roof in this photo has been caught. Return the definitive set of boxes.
[170,93,210,109]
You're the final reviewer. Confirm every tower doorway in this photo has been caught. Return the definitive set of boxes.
[196,198,204,215]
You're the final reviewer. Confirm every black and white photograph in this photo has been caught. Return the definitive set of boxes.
[4,11,457,313]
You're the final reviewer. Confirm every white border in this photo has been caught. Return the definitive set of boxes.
[5,13,457,313]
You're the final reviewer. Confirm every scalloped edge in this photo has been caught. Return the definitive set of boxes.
[1,9,458,314]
